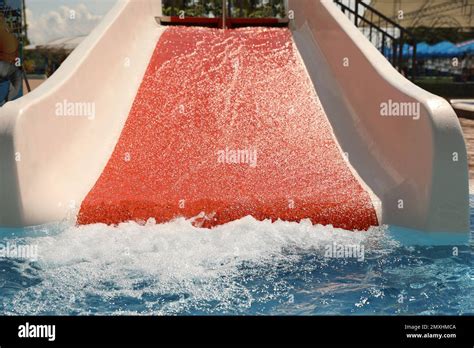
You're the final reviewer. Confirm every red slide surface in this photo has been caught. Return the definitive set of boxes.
[78,27,378,230]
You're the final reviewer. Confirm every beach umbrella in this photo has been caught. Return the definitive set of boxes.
[428,41,456,58]
[413,42,430,59]
[447,39,474,57]
[459,41,474,54]
[383,46,392,58]
[401,43,412,58]
[402,42,430,59]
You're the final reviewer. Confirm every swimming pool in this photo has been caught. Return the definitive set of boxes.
[0,199,472,315]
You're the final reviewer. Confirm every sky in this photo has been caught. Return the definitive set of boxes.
[25,0,119,44]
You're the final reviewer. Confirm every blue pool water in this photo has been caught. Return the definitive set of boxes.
[0,200,472,315]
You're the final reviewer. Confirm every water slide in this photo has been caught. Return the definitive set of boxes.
[0,0,468,233]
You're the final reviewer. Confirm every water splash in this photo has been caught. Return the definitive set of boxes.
[0,217,471,315]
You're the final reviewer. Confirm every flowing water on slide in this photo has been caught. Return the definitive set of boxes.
[78,27,377,230]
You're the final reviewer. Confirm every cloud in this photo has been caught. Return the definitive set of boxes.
[26,3,104,45]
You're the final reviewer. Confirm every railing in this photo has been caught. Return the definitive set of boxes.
[226,0,289,28]
[229,0,286,18]
[334,0,417,80]
[161,0,288,28]
[163,0,221,17]
[163,0,286,17]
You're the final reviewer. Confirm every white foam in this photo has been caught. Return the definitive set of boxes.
[7,217,392,315]
[37,217,386,273]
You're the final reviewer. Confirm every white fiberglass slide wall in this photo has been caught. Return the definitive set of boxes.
[0,0,164,226]
[288,0,468,233]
